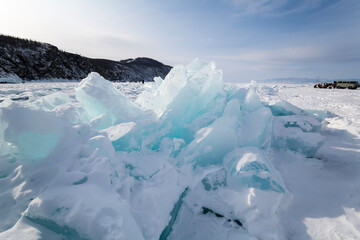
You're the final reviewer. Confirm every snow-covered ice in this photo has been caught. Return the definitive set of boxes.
[0,59,359,239]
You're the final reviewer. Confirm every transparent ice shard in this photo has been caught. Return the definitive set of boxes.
[181,99,241,167]
[76,72,142,128]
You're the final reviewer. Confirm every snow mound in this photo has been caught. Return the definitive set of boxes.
[0,59,329,239]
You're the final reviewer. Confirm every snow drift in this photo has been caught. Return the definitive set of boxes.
[0,59,330,239]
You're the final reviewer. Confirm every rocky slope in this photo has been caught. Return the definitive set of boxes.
[0,34,171,82]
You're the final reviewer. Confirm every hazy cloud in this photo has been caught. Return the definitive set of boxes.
[217,44,360,64]
[227,0,341,16]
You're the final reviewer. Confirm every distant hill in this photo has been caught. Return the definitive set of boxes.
[0,34,172,82]
[258,77,360,84]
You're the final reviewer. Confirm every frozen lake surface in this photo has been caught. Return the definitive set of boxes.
[0,60,359,239]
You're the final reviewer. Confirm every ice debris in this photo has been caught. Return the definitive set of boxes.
[0,59,326,239]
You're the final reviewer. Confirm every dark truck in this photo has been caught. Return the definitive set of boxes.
[314,81,359,89]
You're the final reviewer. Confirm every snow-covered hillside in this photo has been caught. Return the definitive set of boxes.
[0,34,171,82]
[0,60,359,239]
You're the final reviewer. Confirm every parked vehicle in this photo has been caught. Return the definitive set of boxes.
[314,81,358,89]
[314,82,334,89]
[333,81,358,89]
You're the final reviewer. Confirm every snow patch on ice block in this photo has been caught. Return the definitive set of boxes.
[224,147,285,193]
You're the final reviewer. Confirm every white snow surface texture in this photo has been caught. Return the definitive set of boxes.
[0,59,359,240]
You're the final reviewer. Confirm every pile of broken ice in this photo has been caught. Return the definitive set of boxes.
[0,59,325,239]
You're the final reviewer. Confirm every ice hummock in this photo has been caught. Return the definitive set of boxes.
[0,59,329,239]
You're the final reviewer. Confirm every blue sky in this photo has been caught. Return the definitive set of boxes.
[0,0,359,82]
